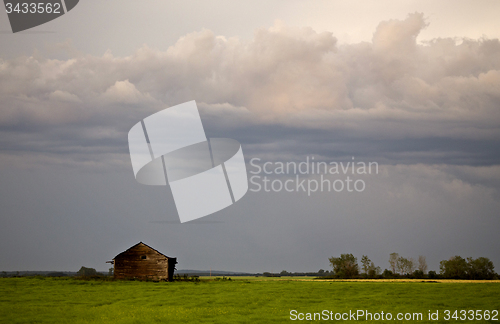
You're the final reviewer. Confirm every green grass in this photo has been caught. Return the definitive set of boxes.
[0,277,499,323]
[199,275,315,281]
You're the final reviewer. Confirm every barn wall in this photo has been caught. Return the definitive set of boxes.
[114,244,171,280]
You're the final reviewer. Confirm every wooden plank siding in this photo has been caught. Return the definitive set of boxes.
[112,242,177,281]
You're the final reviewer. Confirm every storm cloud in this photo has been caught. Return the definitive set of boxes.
[1,14,499,167]
[0,13,499,272]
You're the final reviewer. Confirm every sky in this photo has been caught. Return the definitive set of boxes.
[0,1,499,273]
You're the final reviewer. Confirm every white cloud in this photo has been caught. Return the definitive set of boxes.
[0,13,499,169]
[49,90,82,103]
[100,79,154,104]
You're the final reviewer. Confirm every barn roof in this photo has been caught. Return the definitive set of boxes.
[112,242,175,260]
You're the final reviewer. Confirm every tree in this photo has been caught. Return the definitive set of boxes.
[428,270,438,279]
[440,256,468,279]
[389,253,399,273]
[396,257,407,275]
[466,257,495,280]
[368,262,381,278]
[108,268,114,276]
[329,254,359,279]
[408,257,416,274]
[396,257,414,275]
[413,270,425,279]
[418,255,428,274]
[77,266,97,277]
[361,255,371,274]
[382,269,393,278]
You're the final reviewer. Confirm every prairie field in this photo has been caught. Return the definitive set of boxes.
[0,277,499,323]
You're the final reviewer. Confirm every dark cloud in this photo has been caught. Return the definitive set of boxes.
[0,14,499,272]
[0,13,499,168]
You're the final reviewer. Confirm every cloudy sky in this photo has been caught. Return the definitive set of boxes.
[1,1,499,273]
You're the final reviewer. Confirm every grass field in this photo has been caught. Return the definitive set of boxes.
[0,277,499,323]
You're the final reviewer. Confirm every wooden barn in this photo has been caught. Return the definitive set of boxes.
[108,242,177,281]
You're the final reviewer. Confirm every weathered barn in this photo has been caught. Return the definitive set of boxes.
[108,242,177,281]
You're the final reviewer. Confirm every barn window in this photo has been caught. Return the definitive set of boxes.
[141,255,147,260]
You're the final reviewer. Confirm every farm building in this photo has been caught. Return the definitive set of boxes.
[108,242,177,281]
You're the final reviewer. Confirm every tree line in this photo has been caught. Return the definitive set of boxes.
[327,253,497,280]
